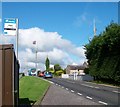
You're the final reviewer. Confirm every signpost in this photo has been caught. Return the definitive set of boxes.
[4,18,19,59]
[3,19,19,106]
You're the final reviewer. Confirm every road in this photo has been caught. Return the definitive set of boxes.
[48,78,120,105]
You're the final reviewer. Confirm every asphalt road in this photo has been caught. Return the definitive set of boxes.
[48,78,120,105]
[41,84,99,105]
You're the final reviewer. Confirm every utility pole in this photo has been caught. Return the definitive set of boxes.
[93,19,97,37]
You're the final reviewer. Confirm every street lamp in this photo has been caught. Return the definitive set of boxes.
[33,41,38,70]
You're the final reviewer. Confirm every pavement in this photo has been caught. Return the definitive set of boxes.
[39,83,100,105]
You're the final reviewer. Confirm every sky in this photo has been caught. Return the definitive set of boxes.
[0,1,118,72]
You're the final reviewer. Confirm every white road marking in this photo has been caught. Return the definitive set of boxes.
[62,86,64,88]
[71,90,74,93]
[81,84,101,89]
[95,87,99,89]
[81,84,93,88]
[56,84,58,85]
[59,85,61,86]
[86,96,92,100]
[66,88,68,90]
[77,93,82,96]
[49,81,54,84]
[98,101,108,105]
[113,90,120,94]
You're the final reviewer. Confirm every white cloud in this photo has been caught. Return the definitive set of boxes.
[0,34,16,45]
[1,27,87,71]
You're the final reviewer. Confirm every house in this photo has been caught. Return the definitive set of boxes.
[66,62,88,75]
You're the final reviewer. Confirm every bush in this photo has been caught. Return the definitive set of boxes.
[84,68,89,74]
[55,70,64,76]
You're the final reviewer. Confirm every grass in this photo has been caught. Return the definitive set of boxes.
[19,76,50,105]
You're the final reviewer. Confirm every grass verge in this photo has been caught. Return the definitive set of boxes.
[19,76,50,105]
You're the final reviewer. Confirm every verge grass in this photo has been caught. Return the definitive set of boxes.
[19,76,50,105]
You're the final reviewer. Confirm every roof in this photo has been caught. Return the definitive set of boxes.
[67,65,86,70]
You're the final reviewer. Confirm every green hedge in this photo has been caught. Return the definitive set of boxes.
[85,22,120,84]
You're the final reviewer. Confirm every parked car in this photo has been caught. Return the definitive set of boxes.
[44,71,53,78]
[38,72,44,77]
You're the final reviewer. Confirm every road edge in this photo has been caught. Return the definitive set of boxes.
[32,79,51,106]
[85,81,120,88]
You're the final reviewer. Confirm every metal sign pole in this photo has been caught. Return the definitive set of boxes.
[16,19,19,60]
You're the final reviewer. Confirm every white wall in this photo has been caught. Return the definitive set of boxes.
[61,74,69,78]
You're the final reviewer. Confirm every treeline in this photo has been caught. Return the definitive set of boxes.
[84,22,120,84]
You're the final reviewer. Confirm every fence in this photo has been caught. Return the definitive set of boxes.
[69,74,93,81]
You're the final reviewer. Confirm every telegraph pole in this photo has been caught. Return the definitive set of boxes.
[93,19,97,37]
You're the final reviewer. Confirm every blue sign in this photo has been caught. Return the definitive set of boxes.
[4,19,16,23]
[4,18,18,36]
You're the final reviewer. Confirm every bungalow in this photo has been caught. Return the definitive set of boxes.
[66,62,88,75]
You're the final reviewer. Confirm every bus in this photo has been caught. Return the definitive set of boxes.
[28,68,37,76]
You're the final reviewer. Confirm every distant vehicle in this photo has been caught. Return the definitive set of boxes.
[44,71,53,78]
[38,72,44,77]
[29,68,37,76]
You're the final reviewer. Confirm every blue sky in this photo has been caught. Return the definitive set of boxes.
[1,2,118,71]
[2,2,118,45]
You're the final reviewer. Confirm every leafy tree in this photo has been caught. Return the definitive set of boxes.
[84,22,120,84]
[56,70,64,76]
[63,68,66,74]
[54,64,61,72]
[84,68,89,74]
[49,67,54,73]
[45,57,50,71]
[49,67,54,71]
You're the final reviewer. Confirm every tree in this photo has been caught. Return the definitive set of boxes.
[45,57,50,71]
[54,64,61,72]
[49,67,54,71]
[63,68,66,74]
[84,22,120,84]
[49,67,54,73]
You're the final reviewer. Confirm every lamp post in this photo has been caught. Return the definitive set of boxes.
[35,49,38,70]
[33,41,38,70]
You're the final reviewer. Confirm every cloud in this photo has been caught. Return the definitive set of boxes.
[19,27,86,58]
[0,34,16,45]
[1,27,87,71]
[18,47,74,71]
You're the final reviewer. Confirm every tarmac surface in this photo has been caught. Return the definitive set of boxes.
[40,84,100,105]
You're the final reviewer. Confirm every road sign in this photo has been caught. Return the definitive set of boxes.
[4,19,18,36]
